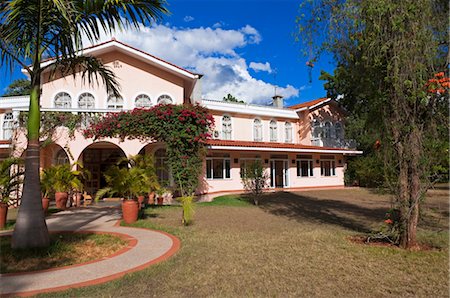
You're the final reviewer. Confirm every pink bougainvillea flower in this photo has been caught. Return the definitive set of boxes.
[384,219,393,224]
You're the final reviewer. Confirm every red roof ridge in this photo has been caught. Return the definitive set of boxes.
[205,139,355,151]
[287,97,330,110]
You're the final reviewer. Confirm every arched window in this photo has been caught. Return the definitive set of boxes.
[324,122,332,138]
[157,94,173,105]
[253,119,262,141]
[222,115,232,140]
[335,122,342,139]
[2,113,14,140]
[311,119,321,138]
[135,94,152,108]
[107,94,124,109]
[78,92,95,109]
[154,148,170,186]
[284,122,292,143]
[54,148,69,165]
[54,92,72,108]
[269,120,277,142]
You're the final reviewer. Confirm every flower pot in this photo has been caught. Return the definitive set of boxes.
[157,196,164,205]
[137,195,145,209]
[42,197,50,213]
[0,202,8,229]
[55,192,68,210]
[148,192,155,205]
[122,200,139,224]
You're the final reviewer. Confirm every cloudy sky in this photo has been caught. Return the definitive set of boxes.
[0,0,335,106]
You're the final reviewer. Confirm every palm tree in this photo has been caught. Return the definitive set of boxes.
[0,0,168,249]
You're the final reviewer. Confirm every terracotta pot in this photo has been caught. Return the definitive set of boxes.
[55,192,68,210]
[137,195,145,208]
[157,196,164,205]
[148,192,155,205]
[122,200,139,224]
[74,193,82,207]
[42,197,50,213]
[0,202,7,229]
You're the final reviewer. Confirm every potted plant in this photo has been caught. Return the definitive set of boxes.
[127,155,160,206]
[0,158,23,228]
[155,187,166,205]
[71,163,91,207]
[51,164,83,210]
[40,166,56,213]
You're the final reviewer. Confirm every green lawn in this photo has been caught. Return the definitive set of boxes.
[36,187,449,297]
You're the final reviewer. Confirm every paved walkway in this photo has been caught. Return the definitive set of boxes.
[0,204,180,297]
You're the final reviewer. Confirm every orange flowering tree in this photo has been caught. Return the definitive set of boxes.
[84,104,214,196]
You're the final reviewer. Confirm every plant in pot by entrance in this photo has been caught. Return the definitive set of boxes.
[51,164,83,210]
[126,155,160,207]
[0,158,23,229]
[40,166,56,213]
[70,163,91,207]
[95,163,148,224]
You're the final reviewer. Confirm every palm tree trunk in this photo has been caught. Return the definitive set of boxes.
[11,82,49,249]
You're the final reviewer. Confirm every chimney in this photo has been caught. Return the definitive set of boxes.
[272,94,284,108]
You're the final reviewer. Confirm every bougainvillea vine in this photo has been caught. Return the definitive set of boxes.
[83,103,214,196]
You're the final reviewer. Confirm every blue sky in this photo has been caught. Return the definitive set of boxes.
[0,0,335,106]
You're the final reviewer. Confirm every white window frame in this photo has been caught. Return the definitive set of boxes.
[107,94,124,109]
[135,94,152,108]
[269,119,278,142]
[221,115,232,140]
[54,92,72,109]
[284,122,293,143]
[2,113,14,140]
[206,157,231,180]
[253,118,263,142]
[320,156,336,177]
[78,92,95,109]
[157,94,173,105]
[296,158,314,178]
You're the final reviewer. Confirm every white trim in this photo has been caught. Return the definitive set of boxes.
[208,145,363,155]
[221,114,233,140]
[0,143,12,149]
[38,41,198,80]
[52,90,74,109]
[269,119,278,142]
[294,107,308,112]
[76,91,96,109]
[13,107,126,113]
[0,96,30,109]
[133,92,153,109]
[309,98,332,110]
[202,99,299,119]
[156,93,175,105]
[252,118,263,142]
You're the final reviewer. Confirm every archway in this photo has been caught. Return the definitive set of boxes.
[138,143,171,187]
[40,143,70,169]
[78,142,126,195]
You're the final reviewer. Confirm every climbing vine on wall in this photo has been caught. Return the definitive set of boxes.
[83,104,215,196]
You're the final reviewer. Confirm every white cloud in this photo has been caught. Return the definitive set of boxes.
[183,16,194,22]
[249,62,272,73]
[82,23,299,103]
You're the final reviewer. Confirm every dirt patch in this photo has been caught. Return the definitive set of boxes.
[0,232,128,274]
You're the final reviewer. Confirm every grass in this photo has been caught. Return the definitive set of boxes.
[0,233,127,274]
[197,194,252,207]
[36,187,448,297]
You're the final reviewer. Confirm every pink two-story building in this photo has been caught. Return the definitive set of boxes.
[0,40,361,198]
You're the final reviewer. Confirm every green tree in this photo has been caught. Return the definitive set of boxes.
[0,0,167,249]
[240,160,269,205]
[2,79,31,96]
[223,93,244,103]
[297,0,448,248]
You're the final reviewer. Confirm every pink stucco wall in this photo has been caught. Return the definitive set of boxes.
[41,50,185,109]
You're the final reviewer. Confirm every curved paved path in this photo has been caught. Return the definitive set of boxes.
[0,205,180,297]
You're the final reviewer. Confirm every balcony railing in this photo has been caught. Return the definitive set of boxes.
[311,137,357,149]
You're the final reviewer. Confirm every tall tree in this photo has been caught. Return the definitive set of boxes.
[0,0,168,249]
[2,79,31,96]
[223,93,244,103]
[296,0,448,248]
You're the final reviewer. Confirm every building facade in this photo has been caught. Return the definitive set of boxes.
[0,40,361,198]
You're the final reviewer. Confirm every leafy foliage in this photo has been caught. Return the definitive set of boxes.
[179,196,195,226]
[0,158,23,204]
[2,79,30,97]
[240,160,269,205]
[223,93,244,103]
[297,0,448,247]
[84,104,215,197]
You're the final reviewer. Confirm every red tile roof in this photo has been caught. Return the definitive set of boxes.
[0,140,11,145]
[205,139,356,152]
[287,97,329,110]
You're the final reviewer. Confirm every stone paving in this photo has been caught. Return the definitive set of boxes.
[0,204,180,296]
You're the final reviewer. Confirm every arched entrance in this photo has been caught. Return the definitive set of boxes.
[78,142,126,195]
[138,144,171,187]
[40,143,70,169]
